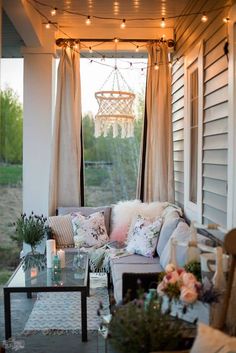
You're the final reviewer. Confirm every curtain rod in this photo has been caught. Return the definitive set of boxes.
[56,38,175,47]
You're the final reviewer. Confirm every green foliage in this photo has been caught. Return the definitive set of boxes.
[164,282,181,300]
[82,108,144,205]
[0,88,23,164]
[109,296,190,353]
[13,212,47,252]
[0,164,22,185]
[0,270,12,285]
[184,261,202,282]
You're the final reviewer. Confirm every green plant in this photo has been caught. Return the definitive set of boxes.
[13,212,48,254]
[107,294,193,353]
[184,261,202,282]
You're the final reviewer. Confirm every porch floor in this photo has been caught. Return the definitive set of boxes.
[0,289,115,353]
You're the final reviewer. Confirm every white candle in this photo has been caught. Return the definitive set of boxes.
[57,249,65,268]
[46,239,56,268]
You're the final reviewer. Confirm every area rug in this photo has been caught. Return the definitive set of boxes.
[23,273,110,335]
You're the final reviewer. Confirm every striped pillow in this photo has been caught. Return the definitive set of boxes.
[48,214,74,248]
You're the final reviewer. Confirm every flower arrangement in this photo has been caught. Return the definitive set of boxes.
[157,263,220,305]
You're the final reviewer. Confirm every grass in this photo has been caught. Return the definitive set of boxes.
[0,270,12,285]
[0,164,22,185]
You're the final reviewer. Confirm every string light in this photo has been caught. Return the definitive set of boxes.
[86,16,92,25]
[45,21,51,29]
[89,46,93,53]
[30,0,231,28]
[160,17,165,28]
[154,63,159,70]
[114,37,119,43]
[168,62,172,68]
[120,19,126,28]
[50,7,57,16]
[223,17,230,23]
[201,13,208,22]
[135,45,139,52]
[74,43,78,49]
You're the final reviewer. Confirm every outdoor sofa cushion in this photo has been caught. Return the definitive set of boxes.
[110,254,163,303]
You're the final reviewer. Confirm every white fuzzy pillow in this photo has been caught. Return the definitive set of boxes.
[111,199,164,232]
[190,323,236,353]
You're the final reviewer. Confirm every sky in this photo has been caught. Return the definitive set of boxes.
[1,57,147,116]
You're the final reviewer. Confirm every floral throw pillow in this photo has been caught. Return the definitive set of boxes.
[126,215,162,257]
[71,211,109,248]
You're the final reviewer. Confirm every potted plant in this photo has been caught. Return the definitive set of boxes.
[98,292,194,353]
[13,212,49,269]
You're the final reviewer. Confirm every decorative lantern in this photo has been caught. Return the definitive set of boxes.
[94,66,135,138]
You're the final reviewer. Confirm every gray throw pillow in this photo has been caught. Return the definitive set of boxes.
[156,211,181,257]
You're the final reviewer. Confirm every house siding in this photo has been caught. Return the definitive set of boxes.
[172,0,229,227]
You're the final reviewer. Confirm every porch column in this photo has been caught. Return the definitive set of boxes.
[23,51,55,216]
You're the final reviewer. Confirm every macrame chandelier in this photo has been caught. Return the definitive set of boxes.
[94,64,136,138]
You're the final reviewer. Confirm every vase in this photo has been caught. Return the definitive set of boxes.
[161,295,221,326]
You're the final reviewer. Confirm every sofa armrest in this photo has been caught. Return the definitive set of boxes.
[122,272,160,301]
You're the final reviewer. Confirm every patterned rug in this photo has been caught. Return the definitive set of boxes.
[23,273,110,335]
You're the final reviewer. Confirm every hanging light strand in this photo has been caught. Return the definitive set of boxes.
[28,0,231,27]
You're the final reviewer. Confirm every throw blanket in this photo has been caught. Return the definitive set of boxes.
[89,246,129,273]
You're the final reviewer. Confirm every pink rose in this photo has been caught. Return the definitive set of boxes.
[165,263,176,273]
[181,272,197,288]
[164,270,179,284]
[180,286,198,304]
[157,281,166,296]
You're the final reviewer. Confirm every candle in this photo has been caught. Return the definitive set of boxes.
[30,267,38,278]
[46,239,56,268]
[57,249,65,268]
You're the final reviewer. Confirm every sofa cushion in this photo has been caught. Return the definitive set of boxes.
[71,211,109,248]
[157,211,181,256]
[190,323,236,353]
[110,254,163,303]
[57,206,111,235]
[48,214,74,248]
[160,222,212,269]
[126,215,162,257]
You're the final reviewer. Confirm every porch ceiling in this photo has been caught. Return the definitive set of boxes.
[37,0,189,38]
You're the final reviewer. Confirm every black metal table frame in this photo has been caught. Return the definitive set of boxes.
[4,262,90,342]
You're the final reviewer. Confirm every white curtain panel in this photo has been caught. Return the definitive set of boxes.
[139,42,174,203]
[49,47,82,215]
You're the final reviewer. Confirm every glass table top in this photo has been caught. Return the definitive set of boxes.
[5,252,89,290]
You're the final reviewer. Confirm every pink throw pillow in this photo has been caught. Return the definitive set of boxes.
[110,224,129,244]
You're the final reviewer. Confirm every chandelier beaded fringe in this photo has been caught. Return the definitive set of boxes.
[94,67,136,138]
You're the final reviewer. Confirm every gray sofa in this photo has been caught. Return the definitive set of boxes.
[55,202,186,303]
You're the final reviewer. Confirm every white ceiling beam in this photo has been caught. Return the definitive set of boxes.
[3,0,43,47]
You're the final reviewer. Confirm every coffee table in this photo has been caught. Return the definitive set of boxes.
[3,252,90,342]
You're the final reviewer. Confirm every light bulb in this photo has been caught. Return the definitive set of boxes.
[201,13,208,22]
[86,16,91,25]
[161,17,165,28]
[114,37,119,43]
[45,21,51,29]
[135,45,139,52]
[51,8,57,16]
[89,46,93,53]
[120,19,126,28]
[74,43,78,49]
[168,62,172,68]
[223,17,230,23]
[154,63,159,70]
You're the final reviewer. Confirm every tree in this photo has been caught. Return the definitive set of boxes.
[0,88,23,164]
